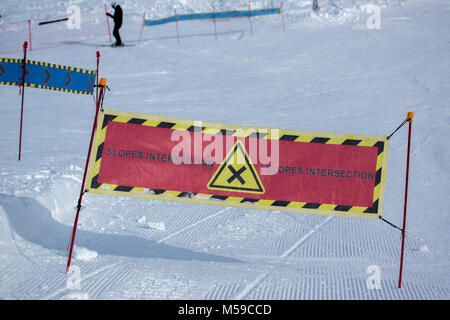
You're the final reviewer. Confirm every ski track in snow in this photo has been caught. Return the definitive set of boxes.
[234,216,335,299]
[8,201,236,299]
[41,262,123,300]
[156,207,232,245]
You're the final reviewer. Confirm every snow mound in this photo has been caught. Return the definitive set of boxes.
[74,246,98,261]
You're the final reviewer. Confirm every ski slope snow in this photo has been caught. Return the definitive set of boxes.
[0,0,449,299]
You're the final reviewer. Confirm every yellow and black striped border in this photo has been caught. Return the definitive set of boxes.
[0,57,96,95]
[0,58,95,73]
[85,109,389,219]
[0,58,22,64]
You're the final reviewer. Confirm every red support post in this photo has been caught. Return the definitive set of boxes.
[18,41,28,161]
[398,112,414,288]
[66,78,107,273]
[95,51,100,104]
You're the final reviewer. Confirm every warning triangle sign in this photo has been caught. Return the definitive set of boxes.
[207,141,265,194]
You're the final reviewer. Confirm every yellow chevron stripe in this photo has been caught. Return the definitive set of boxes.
[194,193,213,200]
[141,119,161,127]
[93,159,102,177]
[264,131,282,140]
[357,140,378,147]
[325,138,347,145]
[373,184,380,202]
[319,204,337,211]
[232,129,253,138]
[225,196,245,203]
[171,123,191,131]
[163,190,183,197]
[99,183,119,190]
[111,116,133,123]
[203,127,222,135]
[294,136,315,143]
[348,206,368,213]
[256,199,274,206]
[287,201,307,208]
[376,153,383,171]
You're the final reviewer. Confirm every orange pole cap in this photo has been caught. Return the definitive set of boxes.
[407,112,414,122]
[99,78,107,86]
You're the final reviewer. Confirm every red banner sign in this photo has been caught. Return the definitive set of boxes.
[86,109,389,218]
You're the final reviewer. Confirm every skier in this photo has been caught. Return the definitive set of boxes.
[312,0,320,12]
[106,2,123,47]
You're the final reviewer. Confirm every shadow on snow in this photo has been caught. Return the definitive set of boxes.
[0,193,241,264]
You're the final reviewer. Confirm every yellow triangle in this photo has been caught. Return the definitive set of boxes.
[207,141,265,194]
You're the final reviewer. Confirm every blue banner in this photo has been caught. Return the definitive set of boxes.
[144,7,281,27]
[0,58,96,95]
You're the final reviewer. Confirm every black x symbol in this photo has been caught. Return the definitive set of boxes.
[227,165,246,185]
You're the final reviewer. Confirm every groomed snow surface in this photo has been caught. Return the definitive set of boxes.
[0,0,449,299]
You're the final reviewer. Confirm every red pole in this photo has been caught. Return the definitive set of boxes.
[398,112,414,288]
[66,78,107,273]
[212,5,218,41]
[28,20,32,51]
[18,41,28,161]
[174,8,180,46]
[95,51,100,104]
[104,4,112,43]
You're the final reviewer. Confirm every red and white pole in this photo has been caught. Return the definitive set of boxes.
[66,78,107,273]
[18,41,28,161]
[95,51,100,104]
[398,112,414,288]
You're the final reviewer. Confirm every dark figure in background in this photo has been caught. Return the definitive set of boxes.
[107,2,123,47]
[312,0,320,12]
